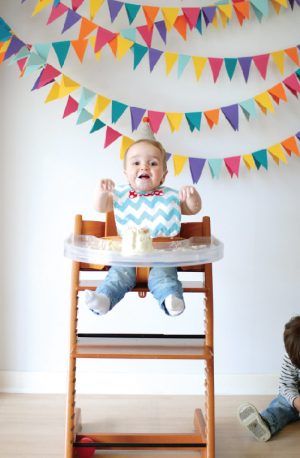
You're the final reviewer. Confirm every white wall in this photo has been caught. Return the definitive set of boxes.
[0,0,299,394]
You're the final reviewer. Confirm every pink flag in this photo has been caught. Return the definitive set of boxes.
[208,58,223,82]
[147,110,165,133]
[47,3,68,25]
[137,25,153,47]
[252,54,270,79]
[283,73,300,97]
[104,126,122,148]
[95,26,117,53]
[224,156,241,177]
[63,96,78,118]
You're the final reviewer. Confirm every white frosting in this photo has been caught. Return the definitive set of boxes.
[122,227,153,255]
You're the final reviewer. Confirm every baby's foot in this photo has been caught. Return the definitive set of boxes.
[164,295,185,316]
[84,290,111,315]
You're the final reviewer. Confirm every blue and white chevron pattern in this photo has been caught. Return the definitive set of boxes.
[113,185,181,237]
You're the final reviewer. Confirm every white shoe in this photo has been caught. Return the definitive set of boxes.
[84,290,111,316]
[237,403,271,442]
[164,295,185,316]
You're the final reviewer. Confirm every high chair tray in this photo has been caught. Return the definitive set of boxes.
[64,234,224,267]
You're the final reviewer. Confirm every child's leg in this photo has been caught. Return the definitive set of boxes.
[148,267,185,316]
[84,266,136,315]
[260,394,300,435]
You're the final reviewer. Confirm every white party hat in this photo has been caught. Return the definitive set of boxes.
[138,117,156,141]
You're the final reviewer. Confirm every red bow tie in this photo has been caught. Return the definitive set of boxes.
[129,189,164,199]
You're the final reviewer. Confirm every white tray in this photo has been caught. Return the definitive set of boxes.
[64,234,224,267]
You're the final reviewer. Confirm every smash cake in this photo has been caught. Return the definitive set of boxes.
[121,227,154,255]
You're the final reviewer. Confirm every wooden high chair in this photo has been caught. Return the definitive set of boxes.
[65,213,215,458]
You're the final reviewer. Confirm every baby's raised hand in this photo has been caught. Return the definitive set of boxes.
[179,185,196,202]
[100,179,115,192]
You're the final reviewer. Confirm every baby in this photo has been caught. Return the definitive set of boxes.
[84,137,201,316]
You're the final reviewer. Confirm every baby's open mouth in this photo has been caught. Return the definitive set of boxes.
[138,174,150,179]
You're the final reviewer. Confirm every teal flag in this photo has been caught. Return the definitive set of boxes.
[111,100,128,123]
[125,3,141,24]
[253,149,268,170]
[224,58,237,80]
[52,41,71,67]
[131,42,148,69]
[90,119,105,133]
[76,109,93,124]
[185,112,202,131]
[208,159,222,178]
[177,54,190,78]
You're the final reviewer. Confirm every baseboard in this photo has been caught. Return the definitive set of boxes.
[0,371,278,395]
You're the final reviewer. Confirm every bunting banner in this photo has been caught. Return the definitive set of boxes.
[22,0,299,48]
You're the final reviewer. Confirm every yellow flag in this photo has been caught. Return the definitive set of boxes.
[254,92,274,114]
[271,51,285,74]
[164,52,178,75]
[45,82,60,103]
[89,36,101,60]
[243,154,256,170]
[117,36,134,60]
[59,75,80,98]
[120,136,134,160]
[218,4,232,19]
[161,7,180,31]
[166,113,183,132]
[90,0,105,20]
[212,14,219,29]
[272,0,288,7]
[0,38,12,53]
[32,0,52,16]
[93,95,111,119]
[192,56,207,81]
[173,155,188,176]
[268,144,287,164]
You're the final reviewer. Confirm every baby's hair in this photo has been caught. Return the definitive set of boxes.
[284,315,300,368]
[123,139,168,172]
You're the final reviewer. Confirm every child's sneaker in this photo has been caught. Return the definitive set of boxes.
[237,403,271,442]
[83,290,111,315]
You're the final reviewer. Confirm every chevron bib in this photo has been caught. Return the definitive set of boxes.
[113,185,181,237]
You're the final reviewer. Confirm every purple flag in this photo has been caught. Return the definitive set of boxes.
[62,9,81,33]
[155,20,167,44]
[149,48,163,72]
[130,107,146,131]
[189,158,206,184]
[238,57,252,82]
[108,0,123,22]
[166,153,171,162]
[202,7,216,26]
[221,104,239,131]
[4,36,25,60]
[296,132,300,141]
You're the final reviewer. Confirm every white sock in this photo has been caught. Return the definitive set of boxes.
[84,290,111,315]
[164,295,185,316]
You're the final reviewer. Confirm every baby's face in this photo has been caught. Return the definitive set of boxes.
[124,142,167,192]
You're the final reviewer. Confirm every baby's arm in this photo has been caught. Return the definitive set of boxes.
[94,179,115,213]
[293,396,300,412]
[179,186,202,215]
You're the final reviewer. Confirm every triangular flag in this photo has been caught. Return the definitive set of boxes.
[189,157,205,183]
[166,113,183,132]
[107,0,123,22]
[268,82,287,104]
[173,155,188,175]
[32,63,61,90]
[182,8,200,29]
[208,57,223,82]
[120,136,134,159]
[253,54,270,79]
[208,159,222,178]
[52,41,71,67]
[78,87,95,112]
[283,73,300,96]
[233,1,250,25]
[174,15,188,40]
[78,17,98,39]
[185,112,202,132]
[224,156,241,177]
[90,0,105,20]
[72,0,84,11]
[47,3,68,25]
[155,21,167,44]
[95,26,117,53]
[71,38,88,62]
[34,43,51,61]
[104,126,122,148]
[4,36,25,60]
[120,27,136,41]
[93,95,111,118]
[284,47,299,66]
[204,109,220,129]
[217,4,232,25]
[239,98,257,119]
[130,106,146,131]
[224,58,238,80]
[271,0,288,13]
[59,75,80,98]
[238,56,252,82]
[89,35,101,60]
[9,46,30,65]
[192,56,207,80]
[148,48,163,71]
[165,52,178,75]
[125,3,140,24]
[116,35,133,59]
[131,43,148,69]
[0,17,12,42]
[108,36,118,57]
[221,104,239,131]
[243,154,256,170]
[202,7,217,26]
[268,144,288,164]
[142,6,159,28]
[45,81,60,103]
[62,9,81,33]
[62,95,78,118]
[250,0,269,18]
[177,54,191,78]
[281,136,300,156]
[254,92,274,114]
[271,50,285,74]
[90,118,105,133]
[32,0,52,16]
[137,25,153,47]
[161,7,180,31]
[253,149,268,170]
[147,110,165,133]
[23,51,45,71]
[76,108,93,124]
[111,100,127,123]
